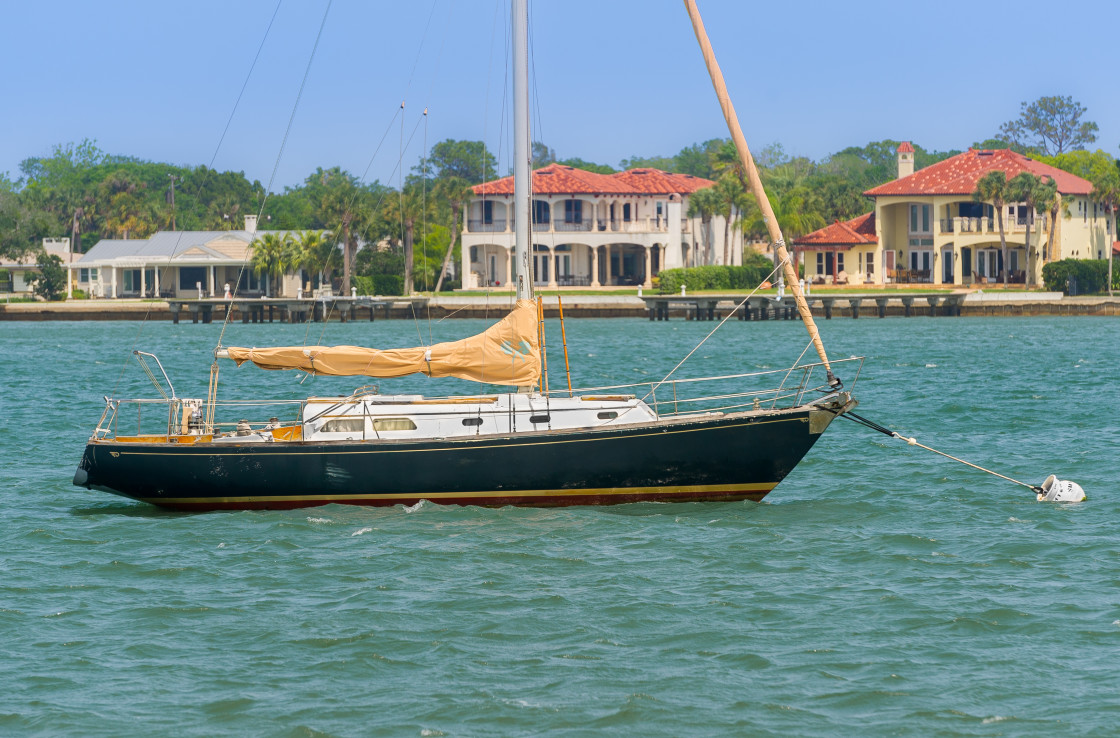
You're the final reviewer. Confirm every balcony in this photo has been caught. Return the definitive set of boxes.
[467,219,507,233]
[553,218,593,232]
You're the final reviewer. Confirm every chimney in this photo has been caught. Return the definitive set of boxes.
[244,214,258,234]
[897,141,915,179]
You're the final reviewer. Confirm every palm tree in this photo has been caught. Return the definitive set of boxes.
[1034,177,1061,266]
[291,229,335,292]
[741,187,825,274]
[1087,166,1120,294]
[714,173,746,265]
[687,186,720,266]
[250,232,294,296]
[432,177,473,292]
[972,171,1009,285]
[398,184,431,294]
[1007,172,1045,286]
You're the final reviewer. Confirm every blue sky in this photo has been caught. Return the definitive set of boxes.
[3,0,1117,190]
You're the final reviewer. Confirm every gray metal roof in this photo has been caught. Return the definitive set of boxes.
[79,229,299,263]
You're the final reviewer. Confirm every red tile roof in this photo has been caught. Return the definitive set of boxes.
[897,141,914,153]
[792,212,877,250]
[1113,241,1120,256]
[864,148,1093,198]
[472,163,714,196]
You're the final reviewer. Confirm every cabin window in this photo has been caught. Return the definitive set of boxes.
[462,417,483,426]
[322,418,364,433]
[372,418,417,431]
[529,414,550,424]
[597,411,618,420]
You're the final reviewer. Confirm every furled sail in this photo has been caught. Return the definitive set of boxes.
[224,299,541,387]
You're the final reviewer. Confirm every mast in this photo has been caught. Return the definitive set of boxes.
[512,0,533,302]
[683,0,840,387]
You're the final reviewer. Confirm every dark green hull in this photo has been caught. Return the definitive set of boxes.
[74,401,848,511]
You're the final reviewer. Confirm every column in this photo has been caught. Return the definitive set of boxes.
[590,246,600,288]
[139,266,146,297]
[505,247,513,288]
[208,266,215,297]
[643,246,652,288]
[111,268,117,298]
[547,246,557,288]
[606,245,615,285]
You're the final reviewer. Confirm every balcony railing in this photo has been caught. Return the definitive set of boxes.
[467,219,507,232]
[553,218,593,232]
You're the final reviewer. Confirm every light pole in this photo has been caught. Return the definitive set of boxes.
[167,174,181,231]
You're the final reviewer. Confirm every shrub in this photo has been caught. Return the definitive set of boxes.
[656,254,781,294]
[1042,259,1111,294]
[30,253,68,301]
[353,274,404,296]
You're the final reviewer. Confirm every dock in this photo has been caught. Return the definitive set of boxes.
[165,296,429,324]
[642,293,970,320]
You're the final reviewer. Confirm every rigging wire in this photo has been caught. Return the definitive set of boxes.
[112,0,285,398]
[218,0,333,351]
[642,255,790,402]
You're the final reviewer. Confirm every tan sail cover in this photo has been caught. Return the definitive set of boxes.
[225,300,541,387]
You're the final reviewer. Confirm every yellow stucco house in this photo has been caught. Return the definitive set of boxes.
[795,143,1111,286]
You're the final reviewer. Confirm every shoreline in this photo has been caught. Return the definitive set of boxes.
[3,293,1120,321]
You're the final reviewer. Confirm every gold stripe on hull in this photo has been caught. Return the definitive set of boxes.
[138,482,777,508]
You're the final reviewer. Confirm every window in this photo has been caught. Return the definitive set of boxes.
[816,253,824,273]
[597,411,618,420]
[909,204,931,234]
[529,414,550,424]
[482,200,494,224]
[837,254,844,272]
[564,199,582,223]
[532,200,550,224]
[372,418,417,431]
[865,252,874,274]
[79,268,97,282]
[322,418,364,433]
[622,203,632,222]
[180,266,206,290]
[462,417,483,426]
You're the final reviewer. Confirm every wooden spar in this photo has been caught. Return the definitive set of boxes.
[683,0,839,386]
[537,296,549,393]
[557,294,573,396]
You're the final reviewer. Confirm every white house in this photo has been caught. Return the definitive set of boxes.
[72,216,303,298]
[461,164,740,289]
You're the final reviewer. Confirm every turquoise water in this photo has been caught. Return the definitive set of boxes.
[3,314,1119,736]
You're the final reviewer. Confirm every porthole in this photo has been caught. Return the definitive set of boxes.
[462,417,483,427]
[529,414,550,424]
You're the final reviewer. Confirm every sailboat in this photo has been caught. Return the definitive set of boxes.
[73,0,860,511]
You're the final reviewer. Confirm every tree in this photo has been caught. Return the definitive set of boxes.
[424,139,496,182]
[531,142,556,166]
[713,173,746,265]
[998,96,1098,156]
[30,252,67,301]
[973,171,1010,284]
[291,229,335,291]
[1007,172,1047,283]
[1034,177,1062,265]
[432,177,473,292]
[249,232,295,296]
[686,186,720,266]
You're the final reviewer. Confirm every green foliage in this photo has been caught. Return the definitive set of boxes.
[420,139,496,183]
[29,252,67,300]
[656,256,777,294]
[352,274,404,296]
[998,96,1098,156]
[1042,259,1111,294]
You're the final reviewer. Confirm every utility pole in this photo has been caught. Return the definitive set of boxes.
[167,174,180,231]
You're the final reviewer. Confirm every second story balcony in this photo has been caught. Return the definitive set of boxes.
[467,215,694,235]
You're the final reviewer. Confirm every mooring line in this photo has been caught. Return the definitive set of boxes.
[839,411,1042,493]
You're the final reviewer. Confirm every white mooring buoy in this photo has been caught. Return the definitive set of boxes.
[1037,475,1086,503]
